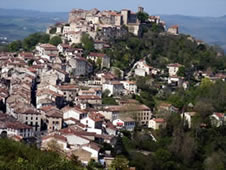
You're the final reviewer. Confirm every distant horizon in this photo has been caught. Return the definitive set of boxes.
[0,0,226,17]
[0,7,225,18]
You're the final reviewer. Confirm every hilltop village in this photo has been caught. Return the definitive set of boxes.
[47,7,167,44]
[0,7,226,169]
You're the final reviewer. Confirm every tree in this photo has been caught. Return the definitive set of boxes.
[8,40,22,52]
[180,134,197,165]
[81,33,94,52]
[103,89,111,97]
[200,78,214,90]
[23,32,48,51]
[204,151,225,170]
[87,159,104,170]
[136,12,149,23]
[194,100,214,120]
[49,36,62,46]
[96,57,102,69]
[40,34,50,43]
[46,140,62,152]
[0,138,83,169]
[28,59,34,66]
[111,156,129,170]
[168,93,185,109]
[177,66,185,77]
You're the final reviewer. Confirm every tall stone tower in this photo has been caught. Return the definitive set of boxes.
[138,6,144,13]
[121,9,129,25]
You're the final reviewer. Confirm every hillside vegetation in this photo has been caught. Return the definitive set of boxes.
[0,139,83,170]
[105,27,226,72]
[161,15,226,51]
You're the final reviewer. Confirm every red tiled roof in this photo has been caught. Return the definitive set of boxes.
[19,109,41,115]
[88,112,104,122]
[170,25,179,29]
[214,112,224,118]
[58,84,79,91]
[40,105,55,112]
[78,95,101,100]
[110,81,122,85]
[105,104,151,112]
[82,142,101,151]
[89,52,106,58]
[6,121,32,130]
[40,43,57,48]
[75,56,87,62]
[167,63,182,67]
[153,118,165,123]
[59,44,70,48]
[61,106,87,114]
[42,134,67,143]
[122,81,136,85]
[102,72,116,80]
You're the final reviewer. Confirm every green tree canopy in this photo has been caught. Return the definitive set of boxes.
[177,66,185,77]
[22,32,50,51]
[0,139,83,170]
[49,36,62,46]
[81,33,94,53]
[8,40,22,52]
[136,12,149,23]
[111,156,129,170]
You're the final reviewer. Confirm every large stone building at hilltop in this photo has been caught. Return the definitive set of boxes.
[47,7,164,45]
[68,7,141,35]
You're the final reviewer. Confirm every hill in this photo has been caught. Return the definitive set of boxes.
[1,8,226,51]
[0,8,67,41]
[160,14,226,51]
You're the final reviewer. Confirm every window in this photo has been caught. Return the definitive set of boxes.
[31,117,33,120]
[36,117,38,120]
[26,117,28,120]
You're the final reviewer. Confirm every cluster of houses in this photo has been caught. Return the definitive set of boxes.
[0,39,225,165]
[0,7,225,167]
[0,40,156,165]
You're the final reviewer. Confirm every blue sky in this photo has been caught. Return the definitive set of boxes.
[0,0,226,17]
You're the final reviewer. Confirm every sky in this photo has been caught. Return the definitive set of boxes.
[0,0,226,17]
